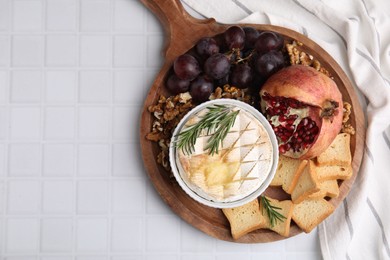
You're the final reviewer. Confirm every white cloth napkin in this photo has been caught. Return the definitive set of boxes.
[182,0,390,259]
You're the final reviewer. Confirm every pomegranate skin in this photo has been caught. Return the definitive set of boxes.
[260,65,343,159]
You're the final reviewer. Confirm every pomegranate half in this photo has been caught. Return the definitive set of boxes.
[260,65,343,159]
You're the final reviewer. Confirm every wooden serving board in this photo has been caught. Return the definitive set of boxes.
[139,0,365,242]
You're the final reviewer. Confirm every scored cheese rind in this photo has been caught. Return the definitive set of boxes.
[177,107,274,203]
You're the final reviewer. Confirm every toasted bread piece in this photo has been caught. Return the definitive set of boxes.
[284,160,308,194]
[291,161,320,203]
[292,198,334,233]
[270,156,298,186]
[308,179,339,199]
[222,199,266,239]
[259,197,294,237]
[315,164,353,181]
[317,133,351,166]
[270,156,308,193]
[269,159,284,186]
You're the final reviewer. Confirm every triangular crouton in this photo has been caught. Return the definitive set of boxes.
[269,156,308,194]
[292,198,334,233]
[222,199,266,239]
[284,159,308,194]
[317,133,351,166]
[291,161,320,203]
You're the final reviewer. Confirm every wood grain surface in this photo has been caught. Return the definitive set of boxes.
[139,0,365,243]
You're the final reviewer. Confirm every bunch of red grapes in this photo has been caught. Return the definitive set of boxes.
[166,26,286,102]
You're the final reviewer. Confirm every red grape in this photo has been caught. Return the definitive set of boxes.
[224,26,245,50]
[230,63,253,89]
[254,31,284,54]
[216,74,229,87]
[173,54,201,81]
[255,50,285,78]
[190,75,214,102]
[204,53,231,80]
[166,74,190,94]
[243,27,260,49]
[165,26,290,99]
[196,37,219,58]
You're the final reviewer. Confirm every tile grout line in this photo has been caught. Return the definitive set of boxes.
[0,140,141,146]
[107,0,114,257]
[1,0,14,256]
[1,76,8,255]
[3,175,144,181]
[72,0,81,256]
[2,212,168,218]
[37,37,44,260]
[32,0,47,257]
[5,66,161,70]
[0,31,164,36]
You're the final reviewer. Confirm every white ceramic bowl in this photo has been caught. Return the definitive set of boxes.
[169,99,279,208]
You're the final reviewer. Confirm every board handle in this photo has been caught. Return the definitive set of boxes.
[140,0,220,60]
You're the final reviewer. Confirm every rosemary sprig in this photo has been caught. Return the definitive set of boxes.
[176,104,239,156]
[260,195,286,227]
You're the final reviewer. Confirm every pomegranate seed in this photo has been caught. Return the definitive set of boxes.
[263,94,325,157]
[287,119,295,125]
[310,127,318,134]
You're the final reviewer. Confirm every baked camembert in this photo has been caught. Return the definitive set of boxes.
[175,104,274,202]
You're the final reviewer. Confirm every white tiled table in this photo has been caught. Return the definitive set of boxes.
[0,0,322,259]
